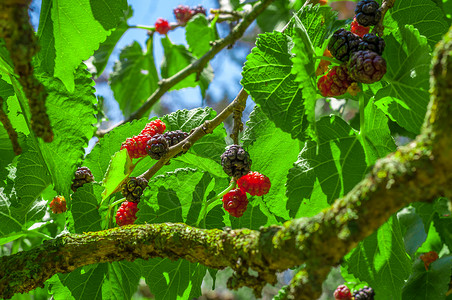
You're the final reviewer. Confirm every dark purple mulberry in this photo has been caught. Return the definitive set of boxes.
[347,50,386,84]
[358,33,385,55]
[355,0,381,27]
[121,176,148,202]
[71,167,95,192]
[221,145,252,178]
[328,29,361,62]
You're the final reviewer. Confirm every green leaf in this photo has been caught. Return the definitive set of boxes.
[242,106,299,221]
[397,207,427,257]
[288,4,337,49]
[375,25,431,134]
[137,168,214,225]
[101,149,134,201]
[59,264,107,300]
[433,215,452,251]
[185,14,215,58]
[142,258,206,300]
[0,77,14,99]
[36,65,97,199]
[104,261,141,300]
[39,0,127,91]
[402,256,452,300]
[160,37,213,97]
[0,190,24,237]
[388,0,449,48]
[0,122,15,180]
[71,183,103,233]
[84,118,150,180]
[93,7,133,77]
[230,201,269,230]
[342,216,412,300]
[15,136,51,216]
[360,98,397,165]
[241,32,309,140]
[110,40,159,118]
[286,115,367,218]
[256,1,291,32]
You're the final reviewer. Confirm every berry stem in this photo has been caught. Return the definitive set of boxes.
[196,180,237,227]
[359,93,365,132]
[105,198,126,228]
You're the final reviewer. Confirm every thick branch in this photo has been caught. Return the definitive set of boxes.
[97,0,275,137]
[0,0,53,142]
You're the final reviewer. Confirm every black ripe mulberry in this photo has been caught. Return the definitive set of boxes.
[355,0,381,27]
[71,167,94,192]
[121,176,148,202]
[221,145,252,178]
[353,286,375,300]
[146,133,169,160]
[348,50,386,84]
[328,29,361,62]
[358,33,385,55]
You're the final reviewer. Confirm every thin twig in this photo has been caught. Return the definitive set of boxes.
[0,97,21,155]
[141,88,248,181]
[97,0,275,137]
[231,89,247,144]
[372,0,396,36]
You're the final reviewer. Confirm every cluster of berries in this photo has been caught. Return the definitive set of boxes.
[120,119,189,161]
[155,4,207,35]
[334,285,375,300]
[317,0,386,97]
[220,145,271,217]
[115,176,149,226]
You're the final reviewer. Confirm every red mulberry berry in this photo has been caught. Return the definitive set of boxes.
[50,196,67,214]
[222,189,248,218]
[115,201,139,226]
[334,285,352,300]
[121,176,148,202]
[121,135,152,159]
[328,29,361,62]
[355,0,381,27]
[140,119,166,136]
[317,65,354,97]
[350,18,369,38]
[347,50,386,84]
[174,5,193,24]
[155,18,171,35]
[237,172,271,196]
[71,166,95,192]
[420,251,439,270]
[353,286,375,300]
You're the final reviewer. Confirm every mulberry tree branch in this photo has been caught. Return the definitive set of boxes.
[0,0,53,142]
[97,0,275,137]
